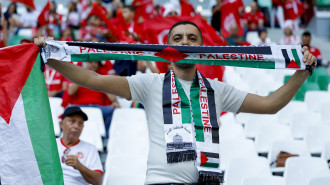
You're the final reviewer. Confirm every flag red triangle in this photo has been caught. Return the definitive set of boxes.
[287,59,300,68]
[0,43,39,124]
[200,152,208,166]
[38,1,50,26]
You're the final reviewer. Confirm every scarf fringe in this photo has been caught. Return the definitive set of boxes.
[167,150,197,163]
[198,171,224,183]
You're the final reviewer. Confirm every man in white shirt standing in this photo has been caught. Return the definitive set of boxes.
[57,106,103,185]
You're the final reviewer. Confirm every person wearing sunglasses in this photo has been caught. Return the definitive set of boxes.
[57,106,103,185]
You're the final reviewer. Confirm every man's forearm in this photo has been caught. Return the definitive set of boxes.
[266,70,309,113]
[77,164,102,185]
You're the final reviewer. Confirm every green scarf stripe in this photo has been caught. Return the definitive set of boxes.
[291,49,301,67]
[174,76,191,123]
[71,53,276,69]
[21,54,64,185]
[190,76,205,142]
[201,162,219,168]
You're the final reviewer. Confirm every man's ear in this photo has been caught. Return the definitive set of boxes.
[60,121,63,129]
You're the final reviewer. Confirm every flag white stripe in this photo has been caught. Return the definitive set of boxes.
[0,95,43,184]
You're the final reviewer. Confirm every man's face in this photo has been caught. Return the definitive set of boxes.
[168,24,202,46]
[168,24,202,69]
[61,114,84,140]
[302,35,311,46]
[122,8,134,22]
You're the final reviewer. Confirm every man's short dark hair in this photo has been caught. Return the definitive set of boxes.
[123,5,135,12]
[302,31,311,37]
[167,21,203,44]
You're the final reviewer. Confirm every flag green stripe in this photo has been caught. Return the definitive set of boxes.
[190,76,204,142]
[201,162,219,168]
[21,54,64,185]
[174,77,191,123]
[71,53,276,69]
[291,49,301,67]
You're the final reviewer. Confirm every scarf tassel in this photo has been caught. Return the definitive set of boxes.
[198,171,224,184]
[167,150,197,163]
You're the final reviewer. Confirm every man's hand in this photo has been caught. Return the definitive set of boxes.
[64,155,82,170]
[34,37,54,47]
[301,46,317,69]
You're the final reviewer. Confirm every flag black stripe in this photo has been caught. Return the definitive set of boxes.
[202,152,219,158]
[67,41,272,54]
[163,71,173,124]
[281,49,290,67]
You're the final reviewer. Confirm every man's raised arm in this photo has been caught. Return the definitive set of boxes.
[34,37,132,100]
[238,46,317,114]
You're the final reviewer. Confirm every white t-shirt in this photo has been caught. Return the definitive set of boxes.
[19,10,39,28]
[56,138,103,185]
[126,73,247,184]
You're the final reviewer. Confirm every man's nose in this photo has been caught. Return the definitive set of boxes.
[181,36,188,45]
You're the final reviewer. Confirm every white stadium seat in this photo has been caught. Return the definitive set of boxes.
[320,103,330,125]
[308,176,330,185]
[104,108,149,185]
[224,157,271,185]
[305,91,330,113]
[80,121,103,152]
[254,124,292,154]
[80,107,106,137]
[219,122,245,141]
[284,157,330,185]
[242,176,287,185]
[244,114,279,139]
[304,125,330,154]
[277,101,307,125]
[220,139,258,171]
[267,139,310,173]
[290,112,322,139]
[49,97,63,136]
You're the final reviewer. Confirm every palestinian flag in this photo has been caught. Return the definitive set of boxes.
[281,48,301,68]
[200,151,220,168]
[43,41,306,70]
[0,44,64,184]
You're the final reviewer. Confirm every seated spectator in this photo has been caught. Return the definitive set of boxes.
[67,61,119,138]
[162,3,179,17]
[60,27,75,41]
[77,15,107,41]
[19,5,39,28]
[44,65,67,97]
[281,0,304,30]
[48,1,62,36]
[211,0,222,33]
[64,1,80,30]
[57,106,103,185]
[4,2,20,38]
[301,31,322,66]
[278,21,300,45]
[243,1,264,31]
[256,28,273,46]
[0,11,8,48]
[225,23,250,46]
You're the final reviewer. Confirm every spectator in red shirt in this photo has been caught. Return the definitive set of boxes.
[301,31,322,66]
[243,1,265,31]
[77,15,107,41]
[281,0,304,30]
[68,61,119,138]
[44,65,67,97]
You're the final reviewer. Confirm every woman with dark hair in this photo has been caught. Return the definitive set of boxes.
[4,2,20,37]
[65,1,80,29]
[49,1,63,36]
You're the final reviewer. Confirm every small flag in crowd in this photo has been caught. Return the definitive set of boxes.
[38,0,50,26]
[0,43,64,185]
[10,0,35,9]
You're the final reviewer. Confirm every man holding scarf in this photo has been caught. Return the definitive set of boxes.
[35,21,316,185]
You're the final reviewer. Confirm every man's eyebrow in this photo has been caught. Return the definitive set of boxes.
[172,33,183,38]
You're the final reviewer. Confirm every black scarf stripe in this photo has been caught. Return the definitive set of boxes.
[201,75,219,144]
[67,41,272,54]
[163,71,173,124]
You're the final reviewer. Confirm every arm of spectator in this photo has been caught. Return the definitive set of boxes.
[2,18,8,47]
[64,155,102,185]
[238,46,316,114]
[68,83,79,95]
[106,93,120,108]
[146,61,160,73]
[34,37,132,100]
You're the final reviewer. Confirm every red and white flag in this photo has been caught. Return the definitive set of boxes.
[221,0,244,38]
[37,0,50,26]
[10,0,35,9]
